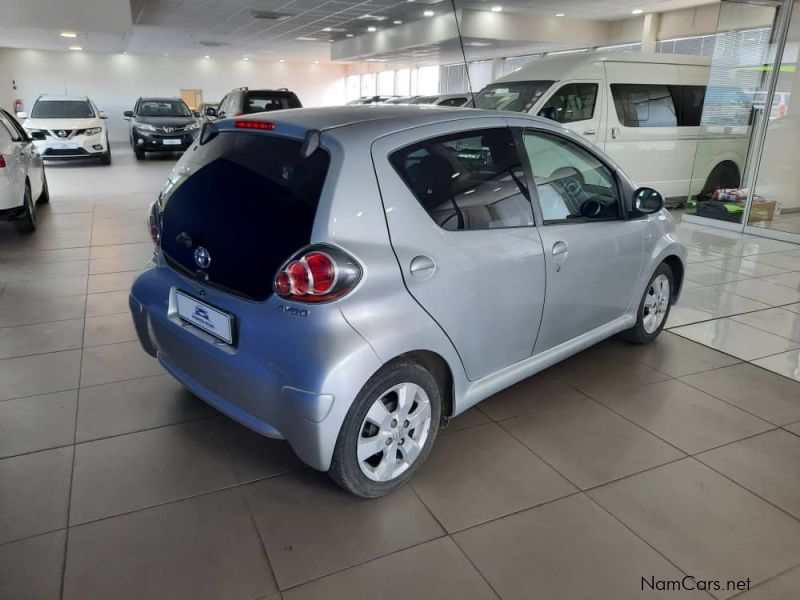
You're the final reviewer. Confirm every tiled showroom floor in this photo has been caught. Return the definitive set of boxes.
[1,145,800,600]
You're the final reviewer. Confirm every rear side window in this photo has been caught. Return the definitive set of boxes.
[438,97,467,107]
[390,128,533,231]
[611,84,707,127]
[244,93,302,114]
[539,83,598,123]
[160,132,329,301]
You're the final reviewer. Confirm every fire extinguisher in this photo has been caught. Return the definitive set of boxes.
[13,99,23,116]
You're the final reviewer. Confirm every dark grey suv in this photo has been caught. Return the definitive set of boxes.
[208,87,302,119]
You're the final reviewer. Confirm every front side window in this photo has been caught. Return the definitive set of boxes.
[390,128,533,231]
[474,81,554,113]
[539,83,598,123]
[523,130,620,223]
[31,100,94,119]
[137,100,191,118]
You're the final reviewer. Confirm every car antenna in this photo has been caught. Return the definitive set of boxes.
[450,0,476,108]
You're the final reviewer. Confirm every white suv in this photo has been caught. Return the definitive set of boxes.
[18,95,111,165]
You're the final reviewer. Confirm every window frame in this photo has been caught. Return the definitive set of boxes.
[388,126,536,233]
[538,81,599,124]
[519,127,626,226]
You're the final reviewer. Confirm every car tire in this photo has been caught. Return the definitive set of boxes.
[15,183,37,234]
[622,262,673,344]
[36,172,50,205]
[100,145,112,165]
[134,148,145,161]
[328,359,441,498]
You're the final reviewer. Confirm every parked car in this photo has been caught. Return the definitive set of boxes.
[124,98,201,160]
[410,93,475,107]
[17,95,110,165]
[347,96,398,105]
[382,96,420,104]
[0,108,48,232]
[130,105,686,497]
[474,52,749,204]
[209,87,302,119]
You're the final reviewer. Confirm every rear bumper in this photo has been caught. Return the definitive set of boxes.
[129,262,382,471]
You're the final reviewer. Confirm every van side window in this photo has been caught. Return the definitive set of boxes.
[390,128,533,231]
[523,130,620,223]
[611,84,707,127]
[539,83,598,123]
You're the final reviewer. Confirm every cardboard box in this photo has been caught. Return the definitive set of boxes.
[749,200,778,222]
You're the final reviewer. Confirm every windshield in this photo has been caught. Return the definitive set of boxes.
[138,100,191,117]
[474,81,555,113]
[244,93,301,114]
[31,100,95,119]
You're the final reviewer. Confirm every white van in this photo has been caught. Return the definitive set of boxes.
[474,52,749,203]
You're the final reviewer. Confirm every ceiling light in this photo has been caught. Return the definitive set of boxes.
[242,56,249,61]
[346,33,354,37]
[555,13,565,17]
[322,27,332,32]
[490,6,502,12]
[393,20,402,24]
[69,46,82,51]
[60,32,78,38]
[296,36,318,41]
[313,60,320,64]
[367,26,377,32]
[279,59,286,63]
[123,51,128,55]
[632,8,643,14]
[203,55,210,59]
[423,10,434,17]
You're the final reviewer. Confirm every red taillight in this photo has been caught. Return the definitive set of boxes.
[274,246,361,303]
[0,155,5,168]
[234,120,275,130]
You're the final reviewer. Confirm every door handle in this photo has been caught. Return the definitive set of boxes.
[610,127,618,140]
[409,255,436,280]
[551,241,568,272]
[582,128,597,136]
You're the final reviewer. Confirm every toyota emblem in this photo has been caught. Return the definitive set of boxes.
[194,246,211,269]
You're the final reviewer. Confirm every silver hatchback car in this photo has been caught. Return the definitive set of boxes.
[130,106,686,497]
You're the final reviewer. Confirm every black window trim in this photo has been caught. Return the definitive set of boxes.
[388,125,537,233]
[519,127,626,226]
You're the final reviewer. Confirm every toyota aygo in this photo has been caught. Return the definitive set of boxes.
[130,105,686,497]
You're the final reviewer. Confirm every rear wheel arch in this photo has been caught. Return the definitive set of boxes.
[702,160,741,197]
[387,350,454,419]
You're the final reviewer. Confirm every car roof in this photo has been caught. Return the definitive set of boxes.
[139,97,185,102]
[37,95,90,102]
[232,104,545,135]
[498,51,711,84]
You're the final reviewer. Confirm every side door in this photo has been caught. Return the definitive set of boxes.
[519,126,645,354]
[534,81,604,147]
[4,111,43,196]
[371,121,546,381]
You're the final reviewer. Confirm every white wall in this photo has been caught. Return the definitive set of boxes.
[0,48,347,141]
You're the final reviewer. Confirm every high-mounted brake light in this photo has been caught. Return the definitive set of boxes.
[274,246,361,304]
[234,120,275,130]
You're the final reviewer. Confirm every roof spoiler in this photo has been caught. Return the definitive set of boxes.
[301,129,321,158]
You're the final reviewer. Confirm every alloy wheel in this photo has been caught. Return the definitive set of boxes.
[643,273,670,334]
[357,382,433,482]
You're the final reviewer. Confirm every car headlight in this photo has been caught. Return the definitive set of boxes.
[185,121,200,131]
[135,122,156,132]
[85,127,103,136]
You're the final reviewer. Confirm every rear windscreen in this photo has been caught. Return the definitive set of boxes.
[244,93,302,114]
[160,131,329,300]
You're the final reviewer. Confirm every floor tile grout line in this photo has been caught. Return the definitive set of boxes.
[58,203,95,600]
[726,560,800,599]
[686,455,800,526]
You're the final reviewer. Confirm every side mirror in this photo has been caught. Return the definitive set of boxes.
[16,111,28,120]
[634,187,664,214]
[123,110,134,119]
[538,106,558,121]
[205,107,217,117]
[192,110,201,118]
[99,111,108,119]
